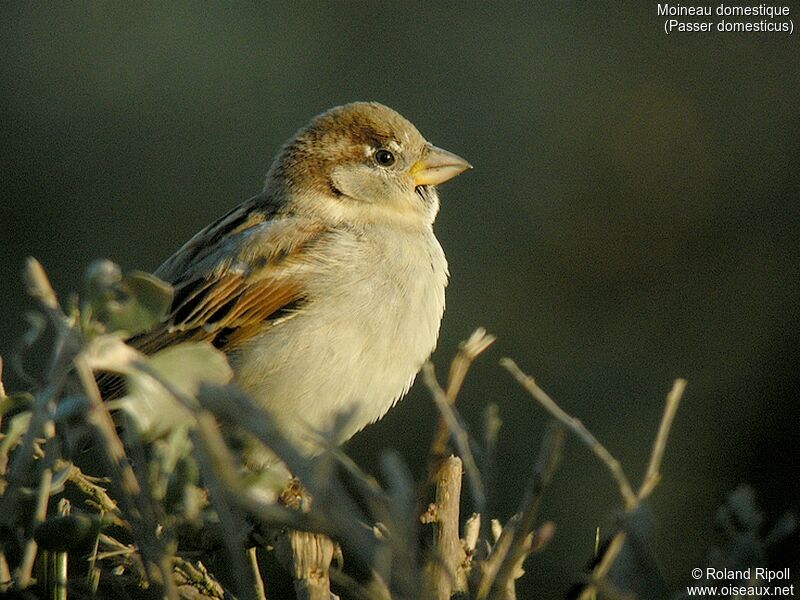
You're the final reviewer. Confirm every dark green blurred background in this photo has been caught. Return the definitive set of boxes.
[2,3,798,597]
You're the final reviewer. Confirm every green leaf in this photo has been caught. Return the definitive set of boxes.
[81,333,142,373]
[110,342,233,439]
[126,271,174,322]
[94,270,173,336]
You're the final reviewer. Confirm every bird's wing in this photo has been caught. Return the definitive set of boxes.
[128,198,327,356]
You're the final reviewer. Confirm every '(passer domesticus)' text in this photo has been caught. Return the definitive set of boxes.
[658,3,794,34]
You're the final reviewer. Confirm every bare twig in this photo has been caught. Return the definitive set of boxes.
[96,534,138,560]
[430,328,496,459]
[248,548,267,600]
[584,379,686,600]
[578,532,628,600]
[86,510,103,593]
[59,459,120,516]
[73,353,178,600]
[422,362,486,511]
[448,329,497,401]
[500,358,638,509]
[196,385,381,570]
[276,530,338,600]
[639,379,687,500]
[23,258,79,381]
[3,261,118,594]
[421,455,467,600]
[485,422,565,600]
[190,413,260,600]
[2,381,62,515]
[15,463,54,587]
[23,258,61,314]
[183,391,357,599]
[173,557,226,600]
[417,329,495,594]
[377,450,419,598]
[50,499,70,600]
[501,359,687,599]
[0,555,10,594]
[471,424,563,600]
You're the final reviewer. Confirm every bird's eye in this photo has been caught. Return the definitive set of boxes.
[374,149,396,167]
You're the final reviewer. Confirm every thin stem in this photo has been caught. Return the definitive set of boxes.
[16,467,53,588]
[422,362,486,511]
[248,548,267,600]
[639,379,687,500]
[190,414,260,600]
[73,354,178,600]
[486,423,565,599]
[430,328,496,458]
[500,358,638,509]
[578,532,627,600]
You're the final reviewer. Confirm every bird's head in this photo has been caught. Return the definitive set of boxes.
[265,102,471,227]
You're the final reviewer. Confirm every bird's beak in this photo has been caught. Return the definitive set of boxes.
[410,144,472,186]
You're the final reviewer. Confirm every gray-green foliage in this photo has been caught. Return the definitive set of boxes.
[0,260,794,600]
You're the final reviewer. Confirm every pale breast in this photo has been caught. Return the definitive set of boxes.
[232,224,448,452]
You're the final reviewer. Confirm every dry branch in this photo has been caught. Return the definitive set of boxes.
[500,358,687,599]
[277,530,339,600]
[500,358,638,509]
[421,455,467,600]
[430,328,496,460]
[422,362,485,512]
[1,259,695,600]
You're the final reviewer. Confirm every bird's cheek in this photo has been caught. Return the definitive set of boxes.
[330,164,387,204]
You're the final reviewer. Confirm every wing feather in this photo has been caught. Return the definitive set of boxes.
[98,198,328,400]
[127,200,327,356]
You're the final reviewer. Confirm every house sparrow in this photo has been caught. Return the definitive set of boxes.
[125,102,470,459]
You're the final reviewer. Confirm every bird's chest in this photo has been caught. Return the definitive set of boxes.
[234,226,447,444]
[307,228,447,374]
